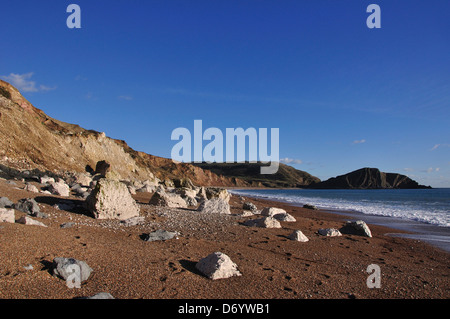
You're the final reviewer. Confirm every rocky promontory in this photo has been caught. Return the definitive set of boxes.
[309,167,431,189]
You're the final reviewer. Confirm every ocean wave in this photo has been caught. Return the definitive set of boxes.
[230,189,450,228]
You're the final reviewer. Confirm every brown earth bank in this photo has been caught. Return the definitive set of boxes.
[0,179,448,300]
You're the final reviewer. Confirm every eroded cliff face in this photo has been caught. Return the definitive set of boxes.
[0,79,243,186]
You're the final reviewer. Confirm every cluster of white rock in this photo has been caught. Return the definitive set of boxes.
[1,160,373,285]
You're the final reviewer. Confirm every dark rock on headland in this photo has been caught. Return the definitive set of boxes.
[308,167,431,189]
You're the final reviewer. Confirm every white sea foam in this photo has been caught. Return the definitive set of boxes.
[230,189,450,228]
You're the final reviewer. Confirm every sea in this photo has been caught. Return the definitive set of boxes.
[229,188,450,252]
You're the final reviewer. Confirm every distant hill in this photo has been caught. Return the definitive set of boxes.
[309,167,431,189]
[192,162,321,188]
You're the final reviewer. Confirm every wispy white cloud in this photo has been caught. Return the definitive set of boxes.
[39,84,57,92]
[422,167,440,173]
[118,95,133,101]
[280,157,303,165]
[430,144,450,151]
[352,139,366,144]
[403,168,414,172]
[0,72,55,92]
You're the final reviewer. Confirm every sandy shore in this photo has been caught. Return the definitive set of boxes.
[0,179,449,299]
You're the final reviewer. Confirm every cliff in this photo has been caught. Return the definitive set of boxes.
[1,79,318,188]
[0,79,243,186]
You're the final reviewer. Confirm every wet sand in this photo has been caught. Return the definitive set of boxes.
[0,179,449,299]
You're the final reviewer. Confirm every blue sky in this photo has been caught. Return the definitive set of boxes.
[1,0,449,186]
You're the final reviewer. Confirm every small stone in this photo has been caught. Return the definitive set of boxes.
[318,228,342,237]
[141,229,178,242]
[288,230,309,242]
[243,216,282,228]
[79,292,114,299]
[0,208,15,223]
[195,252,241,280]
[60,222,75,229]
[0,197,14,208]
[243,202,257,212]
[24,183,39,193]
[40,176,55,184]
[14,198,46,218]
[240,210,254,217]
[48,180,70,197]
[261,207,295,222]
[17,216,47,227]
[120,216,145,227]
[52,257,93,282]
[23,264,34,270]
[303,204,318,210]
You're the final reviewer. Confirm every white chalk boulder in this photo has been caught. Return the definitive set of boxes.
[318,228,342,237]
[243,216,282,228]
[0,208,15,223]
[86,178,140,220]
[197,198,231,214]
[195,252,242,280]
[261,207,296,222]
[288,230,309,242]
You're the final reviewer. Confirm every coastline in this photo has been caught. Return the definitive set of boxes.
[1,180,449,299]
[228,188,450,253]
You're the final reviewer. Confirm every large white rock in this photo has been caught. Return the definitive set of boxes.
[24,183,39,193]
[195,252,242,280]
[148,189,187,208]
[243,216,282,228]
[86,178,140,220]
[40,176,55,184]
[0,208,15,223]
[197,198,231,214]
[340,220,372,238]
[205,188,231,203]
[243,202,258,212]
[52,257,93,283]
[17,216,47,227]
[73,173,93,187]
[288,230,309,242]
[48,180,70,197]
[174,187,197,199]
[136,185,156,193]
[261,207,287,217]
[318,228,342,237]
[261,207,296,222]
